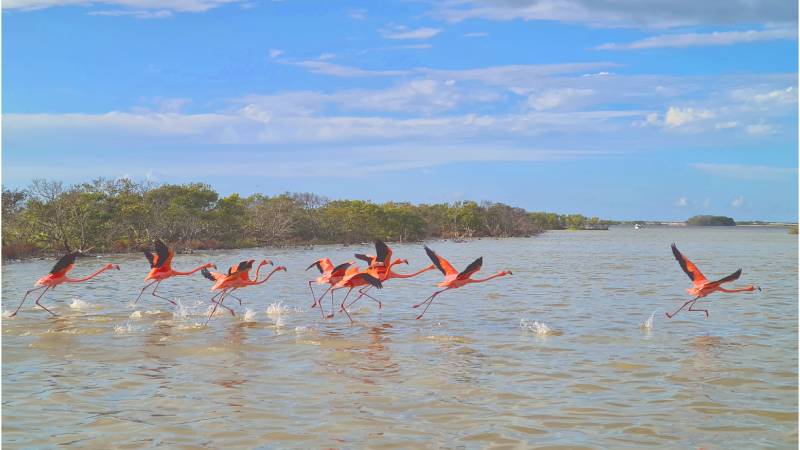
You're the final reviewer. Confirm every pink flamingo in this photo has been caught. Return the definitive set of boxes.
[342,258,437,311]
[203,259,286,323]
[666,243,760,319]
[329,267,384,323]
[413,246,512,320]
[305,259,354,318]
[10,252,120,317]
[134,239,214,305]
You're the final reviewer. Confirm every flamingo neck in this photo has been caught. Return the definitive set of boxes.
[467,272,507,284]
[171,264,211,276]
[254,267,282,285]
[718,285,755,293]
[65,266,111,283]
[389,265,435,279]
[253,262,268,281]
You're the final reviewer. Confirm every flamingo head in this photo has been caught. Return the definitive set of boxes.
[276,265,288,272]
[391,258,409,266]
[105,263,121,271]
[203,262,215,269]
[259,259,273,267]
[501,270,513,276]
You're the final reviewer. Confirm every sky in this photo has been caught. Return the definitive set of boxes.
[2,0,798,221]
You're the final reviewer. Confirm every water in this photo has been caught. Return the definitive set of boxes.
[2,227,797,448]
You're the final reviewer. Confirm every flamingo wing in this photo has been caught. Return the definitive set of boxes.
[153,239,172,268]
[306,260,324,273]
[708,269,742,287]
[374,240,392,266]
[353,273,383,289]
[457,257,483,280]
[424,246,458,277]
[671,243,707,285]
[355,253,374,265]
[331,262,353,277]
[50,252,80,276]
[144,250,156,268]
[201,267,225,281]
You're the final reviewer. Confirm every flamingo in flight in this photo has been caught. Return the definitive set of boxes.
[134,239,214,306]
[330,266,384,323]
[306,258,354,319]
[10,252,120,317]
[413,246,512,320]
[203,259,286,323]
[343,240,437,311]
[666,243,760,319]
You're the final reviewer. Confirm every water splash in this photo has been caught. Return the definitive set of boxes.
[129,311,143,319]
[520,318,553,336]
[242,309,257,323]
[640,310,658,330]
[267,301,300,328]
[114,322,134,335]
[69,298,93,310]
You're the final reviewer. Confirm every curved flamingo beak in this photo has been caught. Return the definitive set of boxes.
[211,264,217,269]
[507,271,513,275]
[113,264,121,270]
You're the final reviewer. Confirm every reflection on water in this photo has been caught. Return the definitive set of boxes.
[2,226,798,448]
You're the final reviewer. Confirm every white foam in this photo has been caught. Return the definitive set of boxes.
[266,301,298,328]
[242,309,257,322]
[114,322,134,335]
[520,318,553,336]
[129,311,143,319]
[70,298,93,310]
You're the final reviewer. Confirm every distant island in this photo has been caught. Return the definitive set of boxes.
[2,178,613,259]
[686,215,736,226]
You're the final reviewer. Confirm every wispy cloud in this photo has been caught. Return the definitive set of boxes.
[287,60,407,77]
[432,0,798,29]
[731,196,745,207]
[380,24,442,40]
[5,0,242,13]
[463,32,488,38]
[87,9,173,18]
[676,197,688,207]
[597,28,796,50]
[691,163,798,180]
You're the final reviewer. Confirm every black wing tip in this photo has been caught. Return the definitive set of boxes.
[360,273,383,289]
[306,260,322,272]
[201,267,215,281]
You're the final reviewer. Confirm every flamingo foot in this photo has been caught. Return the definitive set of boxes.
[326,313,334,319]
[415,314,424,320]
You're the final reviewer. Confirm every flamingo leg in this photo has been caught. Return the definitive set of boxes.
[343,287,380,311]
[227,288,243,306]
[308,281,318,308]
[413,288,450,320]
[665,297,699,319]
[326,289,336,319]
[151,281,176,305]
[33,287,56,316]
[134,280,158,304]
[206,290,235,324]
[688,301,709,318]
[9,285,48,317]
[339,288,355,324]
[313,285,332,319]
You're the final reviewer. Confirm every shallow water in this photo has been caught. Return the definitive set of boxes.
[2,226,797,448]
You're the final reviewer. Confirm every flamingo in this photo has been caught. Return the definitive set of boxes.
[305,259,354,319]
[413,246,512,320]
[203,259,287,323]
[354,239,392,268]
[10,252,120,317]
[342,258,437,311]
[329,267,383,323]
[666,243,760,319]
[134,239,214,306]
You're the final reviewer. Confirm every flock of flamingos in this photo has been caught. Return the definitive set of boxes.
[8,239,759,323]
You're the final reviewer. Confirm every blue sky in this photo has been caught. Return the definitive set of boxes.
[3,0,798,221]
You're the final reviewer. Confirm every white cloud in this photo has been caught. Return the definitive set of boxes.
[88,9,172,18]
[753,87,796,104]
[731,196,744,207]
[691,163,798,180]
[380,25,442,40]
[715,121,739,130]
[527,88,594,111]
[348,9,366,20]
[269,49,283,59]
[745,122,775,135]
[597,28,796,50]
[664,107,714,127]
[463,32,488,38]
[288,60,407,78]
[432,0,797,29]
[676,197,688,207]
[5,0,242,13]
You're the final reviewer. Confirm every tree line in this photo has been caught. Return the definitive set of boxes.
[2,178,610,259]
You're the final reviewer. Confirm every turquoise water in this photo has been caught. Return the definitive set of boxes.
[2,226,797,448]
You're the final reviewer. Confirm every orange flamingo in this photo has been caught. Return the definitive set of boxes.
[342,258,437,311]
[10,252,120,317]
[134,239,214,306]
[666,243,760,319]
[306,258,354,318]
[413,246,512,320]
[203,259,286,323]
[330,267,384,323]
[354,239,392,268]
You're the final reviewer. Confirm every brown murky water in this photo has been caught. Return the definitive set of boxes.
[2,226,797,448]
